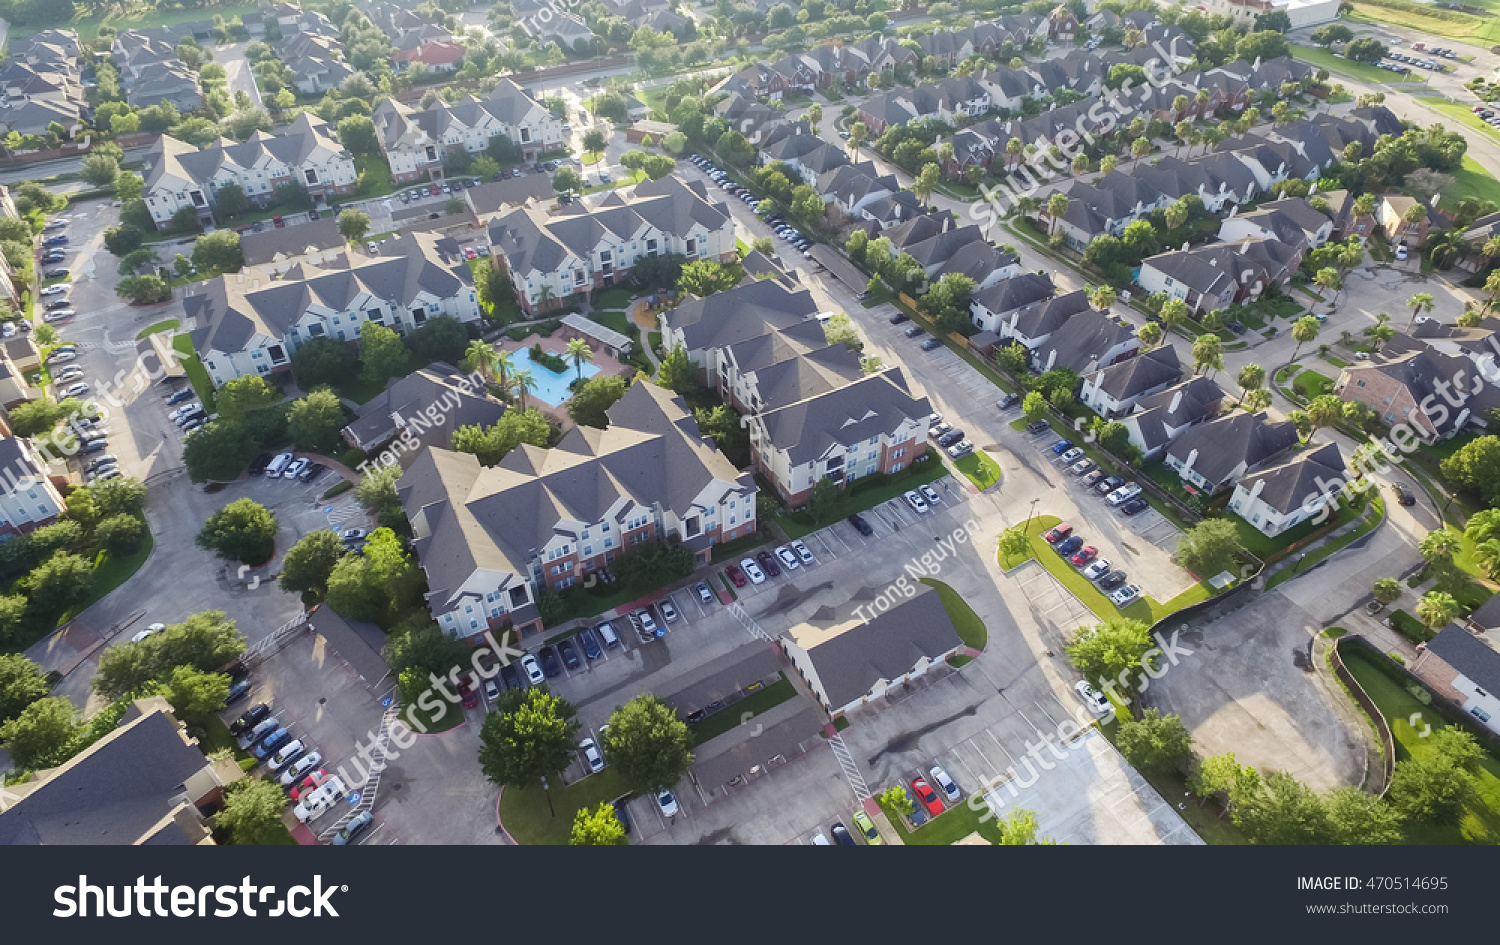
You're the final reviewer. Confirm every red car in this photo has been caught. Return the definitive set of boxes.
[725,563,748,588]
[458,673,478,709]
[911,777,945,816]
[1070,545,1098,566]
[288,770,327,802]
[463,247,478,260]
[1043,523,1073,544]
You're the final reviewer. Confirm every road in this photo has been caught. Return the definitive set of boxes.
[215,40,265,111]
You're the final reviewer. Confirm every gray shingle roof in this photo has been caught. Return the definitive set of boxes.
[1093,345,1182,400]
[756,367,930,465]
[1236,441,1345,515]
[1166,411,1298,488]
[1426,625,1500,696]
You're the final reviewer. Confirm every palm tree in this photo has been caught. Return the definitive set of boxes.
[1416,590,1461,632]
[1236,363,1265,404]
[465,338,497,382]
[493,348,514,394]
[1313,266,1341,303]
[1099,154,1117,176]
[1474,539,1500,580]
[1372,577,1402,607]
[1419,529,1462,577]
[536,284,556,313]
[510,369,537,412]
[1405,292,1434,331]
[1130,137,1150,167]
[1046,193,1069,236]
[1290,314,1320,362]
[1241,388,1272,411]
[1191,333,1222,377]
[1137,321,1163,349]
[565,337,594,381]
[1159,297,1188,333]
[1089,285,1117,312]
[1164,200,1188,231]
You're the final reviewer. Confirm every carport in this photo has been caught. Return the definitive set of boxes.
[690,699,825,796]
[808,244,869,295]
[658,644,783,715]
[307,605,393,692]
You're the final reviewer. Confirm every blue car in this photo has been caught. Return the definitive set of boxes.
[1051,439,1073,454]
[44,235,68,245]
[252,728,290,759]
[1056,536,1084,556]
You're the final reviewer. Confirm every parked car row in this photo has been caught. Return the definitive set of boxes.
[929,412,974,460]
[723,540,817,589]
[248,451,327,483]
[1043,521,1141,606]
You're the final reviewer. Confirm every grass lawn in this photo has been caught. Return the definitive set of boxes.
[581,150,605,165]
[171,334,216,413]
[590,309,632,335]
[1418,98,1500,148]
[500,766,631,845]
[884,794,1004,844]
[953,449,1001,490]
[1341,646,1500,843]
[1440,156,1500,212]
[401,693,465,735]
[353,154,398,200]
[1349,2,1500,42]
[136,318,179,340]
[1098,719,1247,843]
[778,461,952,540]
[1265,495,1385,589]
[1291,368,1333,399]
[594,287,633,309]
[583,169,647,194]
[10,0,264,39]
[920,578,986,650]
[59,515,154,628]
[336,370,400,406]
[689,673,795,744]
[1231,491,1360,562]
[1291,43,1425,85]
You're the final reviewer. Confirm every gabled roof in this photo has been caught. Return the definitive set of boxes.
[1035,309,1138,373]
[1236,441,1346,515]
[345,362,505,450]
[757,368,931,465]
[666,278,818,351]
[1003,288,1089,339]
[1141,248,1237,298]
[1092,345,1182,400]
[1425,625,1500,696]
[1166,411,1298,486]
[971,271,1054,316]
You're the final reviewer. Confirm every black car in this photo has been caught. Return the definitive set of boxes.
[920,337,943,351]
[538,646,561,677]
[45,299,71,310]
[889,312,909,324]
[297,462,326,483]
[1096,475,1125,494]
[1098,571,1128,590]
[831,822,856,845]
[44,268,68,279]
[557,638,580,670]
[998,392,1020,409]
[81,439,109,453]
[1026,420,1051,435]
[224,678,251,706]
[904,325,926,338]
[1392,482,1416,506]
[756,549,782,578]
[578,627,601,660]
[613,796,632,834]
[230,703,272,736]
[248,452,273,475]
[1120,497,1150,515]
[938,429,965,448]
[848,513,874,537]
[166,387,195,405]
[500,661,521,689]
[685,708,708,723]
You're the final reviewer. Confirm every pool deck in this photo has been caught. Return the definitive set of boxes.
[499,332,633,409]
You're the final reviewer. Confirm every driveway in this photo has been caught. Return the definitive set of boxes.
[215,41,264,110]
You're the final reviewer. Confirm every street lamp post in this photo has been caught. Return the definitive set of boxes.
[540,776,555,817]
[1024,497,1039,534]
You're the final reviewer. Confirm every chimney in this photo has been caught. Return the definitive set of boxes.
[1169,388,1183,414]
[1247,475,1266,503]
[1182,447,1198,474]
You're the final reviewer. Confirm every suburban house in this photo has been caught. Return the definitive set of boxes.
[1029,309,1141,374]
[275,30,352,94]
[659,279,932,506]
[184,232,480,385]
[1218,196,1333,252]
[487,176,735,316]
[0,29,85,139]
[968,273,1057,335]
[0,696,243,845]
[1122,376,1226,458]
[1377,194,1432,250]
[1227,441,1348,537]
[141,113,357,228]
[1163,410,1299,495]
[1078,345,1184,418]
[342,363,507,455]
[1412,621,1500,735]
[781,586,964,720]
[1332,335,1500,440]
[393,40,466,72]
[359,0,453,49]
[0,435,65,537]
[111,30,203,112]
[1048,173,1165,251]
[1136,248,1240,317]
[397,382,757,641]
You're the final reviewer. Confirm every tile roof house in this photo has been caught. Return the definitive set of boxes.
[783,586,964,720]
[1079,345,1184,418]
[487,176,735,316]
[1122,376,1226,458]
[394,40,467,72]
[185,231,480,385]
[0,697,242,845]
[343,362,505,454]
[397,381,756,640]
[1412,624,1500,736]
[142,113,357,228]
[1228,441,1348,537]
[1164,410,1299,495]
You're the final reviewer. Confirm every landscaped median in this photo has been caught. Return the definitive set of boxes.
[952,449,1001,490]
[500,767,632,845]
[776,459,952,540]
[998,515,1213,623]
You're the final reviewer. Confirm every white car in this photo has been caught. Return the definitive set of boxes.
[170,403,202,421]
[774,545,800,570]
[293,776,348,822]
[270,740,305,770]
[1059,447,1084,464]
[42,309,75,322]
[280,752,323,785]
[1106,483,1142,506]
[283,458,309,480]
[60,381,90,398]
[53,366,83,383]
[1075,680,1111,716]
[39,284,67,296]
[741,557,766,584]
[636,608,659,635]
[46,350,75,364]
[484,677,499,703]
[520,653,545,685]
[130,622,165,643]
[657,789,680,817]
[658,599,679,623]
[580,737,604,773]
[903,490,929,514]
[1083,559,1112,581]
[790,539,815,565]
[920,484,941,506]
[946,439,974,459]
[1395,243,1409,261]
[1109,583,1141,605]
[929,763,960,802]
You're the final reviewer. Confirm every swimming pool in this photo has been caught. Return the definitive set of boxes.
[523,348,601,405]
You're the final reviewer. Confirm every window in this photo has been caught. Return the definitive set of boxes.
[604,537,613,549]
[890,462,904,473]
[583,545,593,556]
[892,447,906,459]
[1472,706,1493,723]
[308,324,325,337]
[520,128,531,142]
[686,238,696,256]
[304,169,318,185]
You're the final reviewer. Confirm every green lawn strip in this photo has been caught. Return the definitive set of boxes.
[1291,43,1426,85]
[401,692,465,735]
[689,673,795,745]
[59,514,154,629]
[336,373,396,406]
[919,578,986,649]
[953,449,1001,489]
[1441,156,1500,211]
[717,572,738,600]
[1341,648,1500,843]
[171,334,217,413]
[735,237,750,257]
[883,794,1002,844]
[1231,493,1359,563]
[500,766,632,845]
[1097,718,1248,843]
[353,154,397,199]
[1291,368,1333,399]
[1264,495,1384,590]
[1417,98,1500,147]
[777,461,952,540]
[9,0,264,40]
[135,318,180,339]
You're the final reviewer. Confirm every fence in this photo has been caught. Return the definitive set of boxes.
[1342,634,1500,758]
[1329,635,1397,794]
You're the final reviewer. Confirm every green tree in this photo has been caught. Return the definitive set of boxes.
[1187,751,1247,805]
[1372,577,1402,606]
[477,685,581,787]
[1406,292,1434,332]
[192,229,244,272]
[822,312,862,351]
[216,375,279,423]
[26,551,94,616]
[1441,436,1500,505]
[1065,618,1152,691]
[337,114,379,154]
[1325,787,1404,845]
[566,374,628,428]
[182,421,261,483]
[1416,590,1461,631]
[359,320,409,386]
[217,777,289,844]
[565,337,594,381]
[0,652,49,725]
[999,524,1030,562]
[600,694,694,793]
[159,665,231,723]
[451,408,552,466]
[0,697,79,770]
[1191,333,1222,377]
[878,784,914,817]
[292,336,359,390]
[924,272,977,332]
[278,529,347,599]
[1022,390,1047,421]
[1388,728,1481,823]
[81,152,120,187]
[95,513,146,557]
[287,387,346,452]
[1236,364,1265,404]
[570,802,629,845]
[338,208,372,243]
[996,808,1054,844]
[1175,518,1241,578]
[113,170,144,202]
[1233,769,1332,844]
[1115,709,1194,773]
[807,476,840,524]
[655,344,699,395]
[195,498,278,565]
[553,166,584,194]
[356,465,403,515]
[677,259,735,298]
